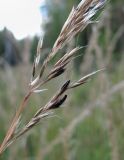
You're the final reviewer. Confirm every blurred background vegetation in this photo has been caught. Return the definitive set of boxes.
[0,0,124,159]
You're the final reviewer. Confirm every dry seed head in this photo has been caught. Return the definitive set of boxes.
[13,111,53,139]
[31,36,44,83]
[38,0,106,79]
[48,95,67,110]
[0,1,107,154]
[53,0,105,51]
[54,47,82,68]
[36,36,44,65]
[47,68,66,80]
[59,80,71,95]
[69,69,105,88]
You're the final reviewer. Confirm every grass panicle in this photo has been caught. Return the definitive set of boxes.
[0,0,106,155]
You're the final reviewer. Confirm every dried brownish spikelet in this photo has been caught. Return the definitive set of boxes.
[32,37,43,77]
[69,69,105,88]
[46,47,82,80]
[34,80,71,117]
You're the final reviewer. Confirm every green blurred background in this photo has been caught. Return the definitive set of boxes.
[0,0,124,159]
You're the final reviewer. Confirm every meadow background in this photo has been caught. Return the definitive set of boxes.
[0,0,124,159]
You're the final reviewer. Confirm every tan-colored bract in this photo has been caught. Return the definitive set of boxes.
[0,0,106,155]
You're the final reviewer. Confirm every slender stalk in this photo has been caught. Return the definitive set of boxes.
[0,91,32,155]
